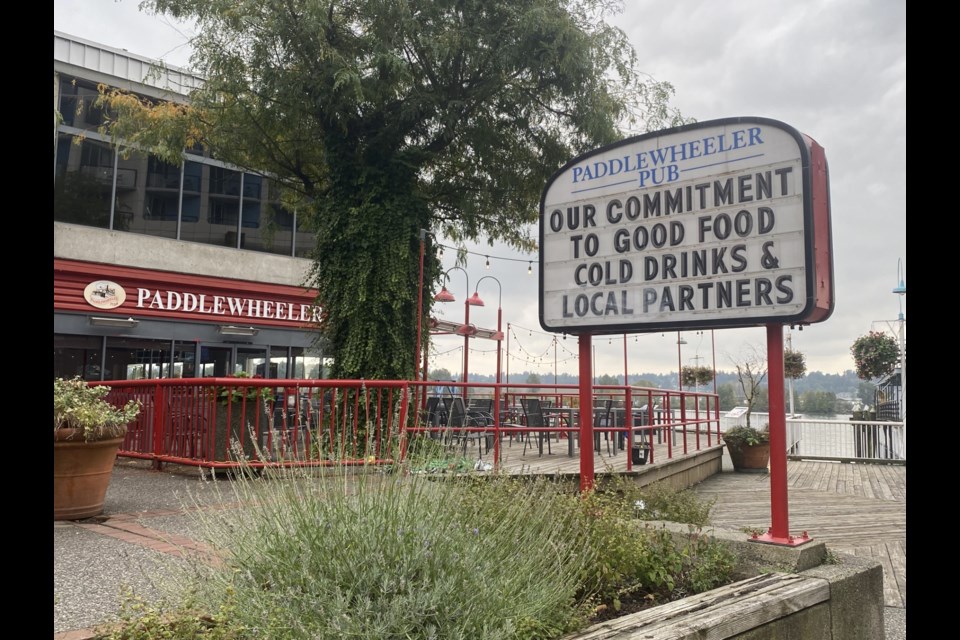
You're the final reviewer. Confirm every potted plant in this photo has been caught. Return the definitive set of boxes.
[211,372,275,462]
[54,377,141,520]
[722,424,770,472]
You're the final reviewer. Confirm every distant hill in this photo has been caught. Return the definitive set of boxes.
[444,369,865,397]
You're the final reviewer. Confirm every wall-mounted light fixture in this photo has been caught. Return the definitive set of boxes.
[89,316,139,328]
[217,325,260,336]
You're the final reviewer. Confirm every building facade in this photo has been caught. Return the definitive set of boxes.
[54,31,328,381]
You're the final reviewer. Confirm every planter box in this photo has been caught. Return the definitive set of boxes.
[726,442,770,472]
[565,522,885,640]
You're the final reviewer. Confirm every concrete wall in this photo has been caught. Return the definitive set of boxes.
[54,222,313,287]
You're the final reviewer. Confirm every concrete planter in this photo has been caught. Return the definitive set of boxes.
[565,521,885,640]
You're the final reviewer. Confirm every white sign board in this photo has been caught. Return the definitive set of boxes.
[539,117,832,334]
[725,406,750,418]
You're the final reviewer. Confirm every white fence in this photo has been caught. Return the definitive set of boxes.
[712,411,906,463]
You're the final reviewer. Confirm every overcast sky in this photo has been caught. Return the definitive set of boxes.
[54,0,907,381]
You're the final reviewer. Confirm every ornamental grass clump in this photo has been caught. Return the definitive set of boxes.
[54,376,141,442]
[167,464,598,639]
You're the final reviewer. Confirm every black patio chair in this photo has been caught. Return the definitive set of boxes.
[446,397,494,456]
[520,397,552,457]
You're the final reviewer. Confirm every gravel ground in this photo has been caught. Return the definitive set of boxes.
[53,524,177,633]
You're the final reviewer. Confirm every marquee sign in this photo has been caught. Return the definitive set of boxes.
[539,117,833,334]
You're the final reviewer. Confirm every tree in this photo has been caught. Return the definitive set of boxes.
[728,345,768,429]
[857,381,877,407]
[850,331,899,381]
[428,368,453,382]
[716,383,737,412]
[798,390,837,415]
[96,0,687,381]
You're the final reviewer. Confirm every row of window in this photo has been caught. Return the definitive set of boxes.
[54,334,330,382]
[54,77,315,257]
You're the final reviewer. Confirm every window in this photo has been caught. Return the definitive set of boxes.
[209,200,240,226]
[144,194,180,221]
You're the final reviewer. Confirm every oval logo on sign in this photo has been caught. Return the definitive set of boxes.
[83,280,126,309]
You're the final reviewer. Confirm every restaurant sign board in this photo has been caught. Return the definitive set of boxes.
[539,117,833,335]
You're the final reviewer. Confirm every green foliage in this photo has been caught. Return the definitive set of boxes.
[722,425,770,451]
[110,460,736,639]
[404,435,476,474]
[716,383,738,411]
[857,381,877,407]
[165,465,598,639]
[54,376,141,442]
[797,390,838,415]
[574,480,734,611]
[850,331,900,380]
[427,368,453,382]
[783,348,806,380]
[214,372,274,405]
[680,365,714,389]
[103,0,687,381]
[94,588,244,639]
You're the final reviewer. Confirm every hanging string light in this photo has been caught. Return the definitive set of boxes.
[528,261,533,275]
[485,256,490,269]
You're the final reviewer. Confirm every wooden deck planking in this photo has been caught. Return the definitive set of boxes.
[489,432,712,476]
[691,461,905,610]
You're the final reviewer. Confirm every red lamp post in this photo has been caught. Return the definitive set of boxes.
[472,276,504,385]
[435,266,481,398]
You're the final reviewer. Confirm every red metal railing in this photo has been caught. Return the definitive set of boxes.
[101,378,410,469]
[99,378,720,470]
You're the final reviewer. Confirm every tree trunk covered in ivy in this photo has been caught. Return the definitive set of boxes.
[310,148,439,380]
[94,0,687,381]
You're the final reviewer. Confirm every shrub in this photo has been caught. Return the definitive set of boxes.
[106,464,736,639]
[722,424,770,450]
[572,479,734,613]
[166,465,597,639]
[54,376,141,442]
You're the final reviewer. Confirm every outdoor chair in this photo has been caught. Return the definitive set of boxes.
[467,398,495,424]
[593,399,617,456]
[420,396,447,439]
[446,397,494,457]
[520,398,552,457]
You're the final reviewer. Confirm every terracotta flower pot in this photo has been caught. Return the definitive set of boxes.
[54,428,124,520]
[725,441,770,473]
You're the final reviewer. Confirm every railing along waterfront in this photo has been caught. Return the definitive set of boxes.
[717,412,906,464]
[99,379,722,470]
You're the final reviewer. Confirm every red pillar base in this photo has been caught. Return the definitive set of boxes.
[748,530,815,547]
